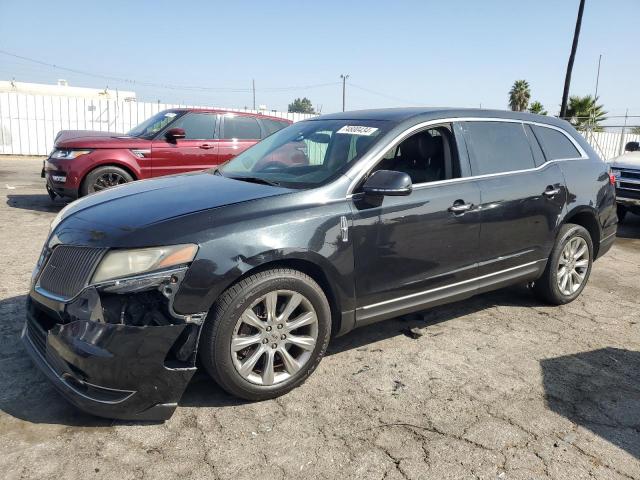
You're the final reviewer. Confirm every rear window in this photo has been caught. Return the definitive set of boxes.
[223,115,261,140]
[262,118,290,137]
[462,121,536,175]
[531,125,581,160]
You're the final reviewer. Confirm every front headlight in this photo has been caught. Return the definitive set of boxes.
[611,169,621,179]
[92,244,198,283]
[51,149,92,159]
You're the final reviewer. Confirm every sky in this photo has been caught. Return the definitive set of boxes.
[0,0,638,120]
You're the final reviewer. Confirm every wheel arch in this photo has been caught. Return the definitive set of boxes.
[80,162,138,193]
[562,206,601,257]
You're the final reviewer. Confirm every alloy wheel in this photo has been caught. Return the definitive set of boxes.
[231,290,318,386]
[557,236,589,296]
[93,172,127,191]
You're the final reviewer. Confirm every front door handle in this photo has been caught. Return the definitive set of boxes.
[199,144,213,150]
[543,186,560,198]
[448,201,473,214]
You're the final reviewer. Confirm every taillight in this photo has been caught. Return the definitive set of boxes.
[609,173,616,185]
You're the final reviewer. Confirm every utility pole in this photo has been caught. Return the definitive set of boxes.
[252,79,256,110]
[340,74,349,112]
[560,0,586,119]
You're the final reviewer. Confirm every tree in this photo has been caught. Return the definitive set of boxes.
[631,127,640,135]
[560,0,586,118]
[528,101,548,115]
[565,95,607,131]
[508,80,531,112]
[288,97,315,114]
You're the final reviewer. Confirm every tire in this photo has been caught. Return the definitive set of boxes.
[199,268,332,401]
[617,205,627,224]
[533,223,593,305]
[80,165,133,196]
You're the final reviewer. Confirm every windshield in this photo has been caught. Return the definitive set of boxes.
[127,110,185,138]
[220,119,390,188]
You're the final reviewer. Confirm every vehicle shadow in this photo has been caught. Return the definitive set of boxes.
[541,348,640,459]
[617,214,640,240]
[6,194,68,213]
[0,286,542,426]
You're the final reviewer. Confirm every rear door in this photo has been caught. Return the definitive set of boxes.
[459,120,567,276]
[150,112,219,177]
[217,114,263,163]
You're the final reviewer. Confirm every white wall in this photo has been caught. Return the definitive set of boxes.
[0,92,315,156]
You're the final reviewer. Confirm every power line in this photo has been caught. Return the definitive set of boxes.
[347,82,421,106]
[0,49,340,93]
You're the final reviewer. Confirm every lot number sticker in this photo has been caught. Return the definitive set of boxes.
[337,125,379,136]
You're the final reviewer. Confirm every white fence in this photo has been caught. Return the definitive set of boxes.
[1,91,638,160]
[0,92,315,156]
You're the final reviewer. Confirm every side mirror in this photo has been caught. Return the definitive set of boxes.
[362,170,412,196]
[165,128,186,142]
[625,141,639,152]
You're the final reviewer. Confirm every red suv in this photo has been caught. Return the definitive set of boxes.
[43,109,291,199]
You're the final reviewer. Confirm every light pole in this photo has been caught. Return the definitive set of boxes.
[340,74,349,112]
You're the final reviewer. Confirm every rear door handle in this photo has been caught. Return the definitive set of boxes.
[448,201,473,214]
[199,144,213,150]
[543,186,560,197]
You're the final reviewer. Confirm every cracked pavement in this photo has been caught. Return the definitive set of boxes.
[1,157,639,480]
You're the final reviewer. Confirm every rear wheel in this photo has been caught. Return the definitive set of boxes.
[199,268,331,400]
[81,166,133,196]
[534,223,593,305]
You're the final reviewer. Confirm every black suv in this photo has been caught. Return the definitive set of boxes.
[23,108,617,420]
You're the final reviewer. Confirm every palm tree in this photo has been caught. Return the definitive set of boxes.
[528,101,548,115]
[509,80,531,112]
[565,95,607,131]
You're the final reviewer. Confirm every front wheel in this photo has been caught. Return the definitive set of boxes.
[534,223,593,305]
[199,269,331,401]
[81,166,133,196]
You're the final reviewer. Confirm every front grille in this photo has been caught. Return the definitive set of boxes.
[621,170,640,181]
[619,181,640,191]
[37,246,106,299]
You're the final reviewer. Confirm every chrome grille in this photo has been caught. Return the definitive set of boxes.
[37,246,106,299]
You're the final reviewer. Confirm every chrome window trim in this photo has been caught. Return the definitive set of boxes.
[357,259,546,311]
[346,117,588,196]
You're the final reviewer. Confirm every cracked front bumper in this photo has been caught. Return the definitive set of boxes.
[22,293,201,421]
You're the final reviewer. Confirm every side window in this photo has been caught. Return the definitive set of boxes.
[223,115,261,140]
[261,119,289,137]
[462,121,535,175]
[531,125,581,160]
[524,124,546,167]
[171,113,216,140]
[371,125,459,184]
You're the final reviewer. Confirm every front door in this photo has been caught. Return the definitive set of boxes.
[350,125,482,324]
[151,112,219,177]
[458,120,567,275]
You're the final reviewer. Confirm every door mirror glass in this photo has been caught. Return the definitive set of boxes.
[362,170,412,196]
[165,128,186,141]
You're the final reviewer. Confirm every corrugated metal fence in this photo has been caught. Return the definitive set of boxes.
[1,91,639,160]
[0,92,315,156]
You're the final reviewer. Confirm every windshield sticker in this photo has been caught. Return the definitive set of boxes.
[337,125,379,136]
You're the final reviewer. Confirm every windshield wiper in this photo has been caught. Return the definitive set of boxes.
[226,175,280,187]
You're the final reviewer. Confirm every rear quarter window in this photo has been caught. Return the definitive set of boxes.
[462,121,536,175]
[531,125,582,160]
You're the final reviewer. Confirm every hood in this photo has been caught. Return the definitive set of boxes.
[51,171,293,246]
[55,130,150,149]
[609,152,640,170]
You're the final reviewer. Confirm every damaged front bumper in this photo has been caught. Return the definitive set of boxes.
[22,268,207,421]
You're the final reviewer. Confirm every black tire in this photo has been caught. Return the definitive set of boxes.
[533,223,593,305]
[199,268,331,401]
[617,205,627,224]
[80,165,133,196]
